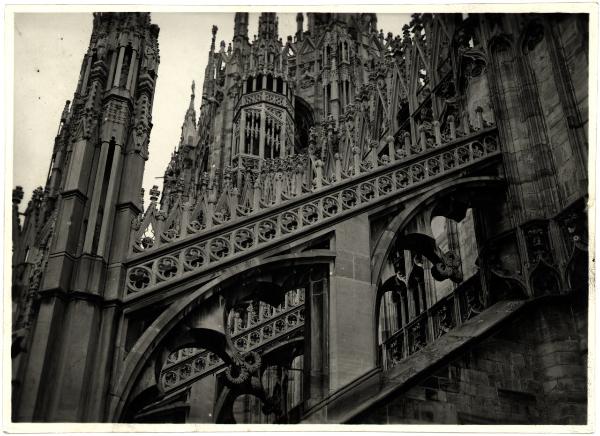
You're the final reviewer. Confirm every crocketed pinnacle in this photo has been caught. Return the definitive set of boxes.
[180,80,197,147]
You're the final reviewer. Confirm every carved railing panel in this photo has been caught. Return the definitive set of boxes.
[125,129,499,297]
[381,274,484,371]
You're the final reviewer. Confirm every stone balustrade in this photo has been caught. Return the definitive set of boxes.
[129,115,494,257]
[230,289,305,336]
[162,348,222,391]
[160,296,305,392]
[381,274,485,371]
[125,127,499,297]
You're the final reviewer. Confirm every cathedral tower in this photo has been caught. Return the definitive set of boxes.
[12,12,160,422]
[232,12,295,170]
[12,11,588,425]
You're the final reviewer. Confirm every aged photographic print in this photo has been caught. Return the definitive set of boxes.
[10,8,591,426]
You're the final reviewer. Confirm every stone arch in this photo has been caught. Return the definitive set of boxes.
[519,18,546,53]
[371,176,505,287]
[109,251,334,421]
[486,266,528,305]
[530,261,562,297]
[487,33,514,56]
[374,274,407,365]
[123,289,306,421]
[428,194,480,285]
[370,176,505,357]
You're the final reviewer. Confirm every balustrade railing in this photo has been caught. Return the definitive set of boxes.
[160,294,305,392]
[229,289,305,336]
[381,274,485,371]
[129,117,497,257]
[125,128,499,297]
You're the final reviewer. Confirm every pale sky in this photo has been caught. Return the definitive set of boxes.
[13,12,408,208]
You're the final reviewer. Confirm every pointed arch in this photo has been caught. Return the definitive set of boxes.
[370,177,506,361]
[371,176,506,287]
[109,251,335,421]
[293,96,315,153]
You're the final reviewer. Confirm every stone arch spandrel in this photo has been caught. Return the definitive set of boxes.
[108,251,335,421]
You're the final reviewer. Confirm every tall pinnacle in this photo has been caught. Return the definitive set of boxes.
[210,25,218,53]
[296,13,304,41]
[189,80,196,110]
[180,80,197,147]
[203,26,218,103]
[258,12,278,40]
[234,12,249,41]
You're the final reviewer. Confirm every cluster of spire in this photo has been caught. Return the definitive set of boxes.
[162,12,387,208]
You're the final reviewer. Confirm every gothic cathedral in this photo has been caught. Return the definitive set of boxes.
[12,12,589,424]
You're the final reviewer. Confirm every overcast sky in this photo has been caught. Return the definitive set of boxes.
[13,12,408,208]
